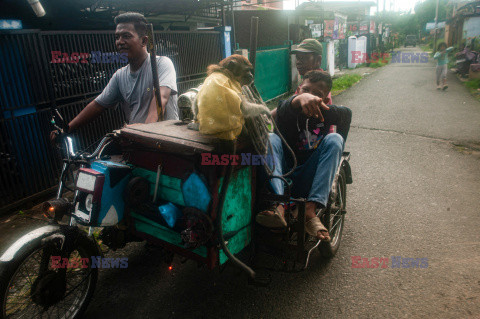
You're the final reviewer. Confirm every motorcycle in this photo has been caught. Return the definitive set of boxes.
[0,109,352,318]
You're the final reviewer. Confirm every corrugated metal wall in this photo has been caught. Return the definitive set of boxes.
[0,30,222,213]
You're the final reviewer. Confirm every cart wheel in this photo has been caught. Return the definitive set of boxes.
[0,234,98,319]
[319,166,346,258]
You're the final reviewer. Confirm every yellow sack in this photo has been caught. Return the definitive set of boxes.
[196,72,244,140]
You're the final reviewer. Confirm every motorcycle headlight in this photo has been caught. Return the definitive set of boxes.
[74,168,105,224]
[76,168,105,197]
[85,194,94,212]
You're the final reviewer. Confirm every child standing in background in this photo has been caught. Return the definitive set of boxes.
[434,43,454,90]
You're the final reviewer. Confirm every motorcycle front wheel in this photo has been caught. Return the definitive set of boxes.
[0,232,98,319]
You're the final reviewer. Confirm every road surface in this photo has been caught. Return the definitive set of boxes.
[85,47,480,318]
[2,46,479,318]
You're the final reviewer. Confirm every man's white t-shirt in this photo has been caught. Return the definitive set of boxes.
[95,56,178,123]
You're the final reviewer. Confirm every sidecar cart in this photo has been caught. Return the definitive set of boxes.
[114,120,351,275]
[115,121,258,273]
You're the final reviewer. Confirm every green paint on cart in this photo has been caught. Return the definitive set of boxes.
[218,166,253,265]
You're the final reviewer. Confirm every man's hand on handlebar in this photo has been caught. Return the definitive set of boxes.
[49,124,69,145]
[291,93,330,122]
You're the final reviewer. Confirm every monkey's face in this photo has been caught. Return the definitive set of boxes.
[236,65,254,86]
[223,56,254,86]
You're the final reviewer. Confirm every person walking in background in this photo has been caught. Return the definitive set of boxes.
[434,42,454,91]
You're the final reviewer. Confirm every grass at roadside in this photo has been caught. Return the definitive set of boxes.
[420,45,430,52]
[332,74,362,96]
[463,78,480,101]
[369,60,388,68]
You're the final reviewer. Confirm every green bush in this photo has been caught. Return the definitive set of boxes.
[465,79,480,89]
[332,74,362,94]
[369,61,385,68]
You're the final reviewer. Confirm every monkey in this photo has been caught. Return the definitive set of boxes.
[187,54,270,140]
[207,54,255,87]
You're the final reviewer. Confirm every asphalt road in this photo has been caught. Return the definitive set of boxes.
[2,46,480,318]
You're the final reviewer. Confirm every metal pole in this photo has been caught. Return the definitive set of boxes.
[433,0,439,53]
[249,16,259,75]
[146,23,163,121]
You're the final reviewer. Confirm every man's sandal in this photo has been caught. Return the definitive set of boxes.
[256,206,287,228]
[305,217,331,242]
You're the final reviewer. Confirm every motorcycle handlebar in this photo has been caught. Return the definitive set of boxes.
[62,135,112,161]
[50,111,113,161]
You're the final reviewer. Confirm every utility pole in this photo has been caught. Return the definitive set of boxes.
[433,0,440,53]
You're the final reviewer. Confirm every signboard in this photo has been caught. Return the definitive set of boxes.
[370,20,376,34]
[310,24,323,38]
[338,21,346,39]
[359,21,368,34]
[324,20,334,38]
[425,21,446,30]
[334,14,347,39]
[333,17,339,39]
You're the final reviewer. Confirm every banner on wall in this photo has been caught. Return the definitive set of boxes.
[359,21,368,34]
[334,14,347,39]
[324,20,334,38]
[310,24,323,38]
[333,17,339,39]
[349,22,358,33]
[370,20,375,34]
[338,21,346,39]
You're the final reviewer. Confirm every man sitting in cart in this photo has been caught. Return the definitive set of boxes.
[51,12,178,140]
[256,70,351,242]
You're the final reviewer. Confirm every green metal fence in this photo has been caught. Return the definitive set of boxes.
[254,46,291,101]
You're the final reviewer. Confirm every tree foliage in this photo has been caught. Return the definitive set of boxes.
[414,0,449,33]
[375,0,450,38]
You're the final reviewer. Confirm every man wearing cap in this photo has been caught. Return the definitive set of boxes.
[271,39,332,118]
[292,39,332,103]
